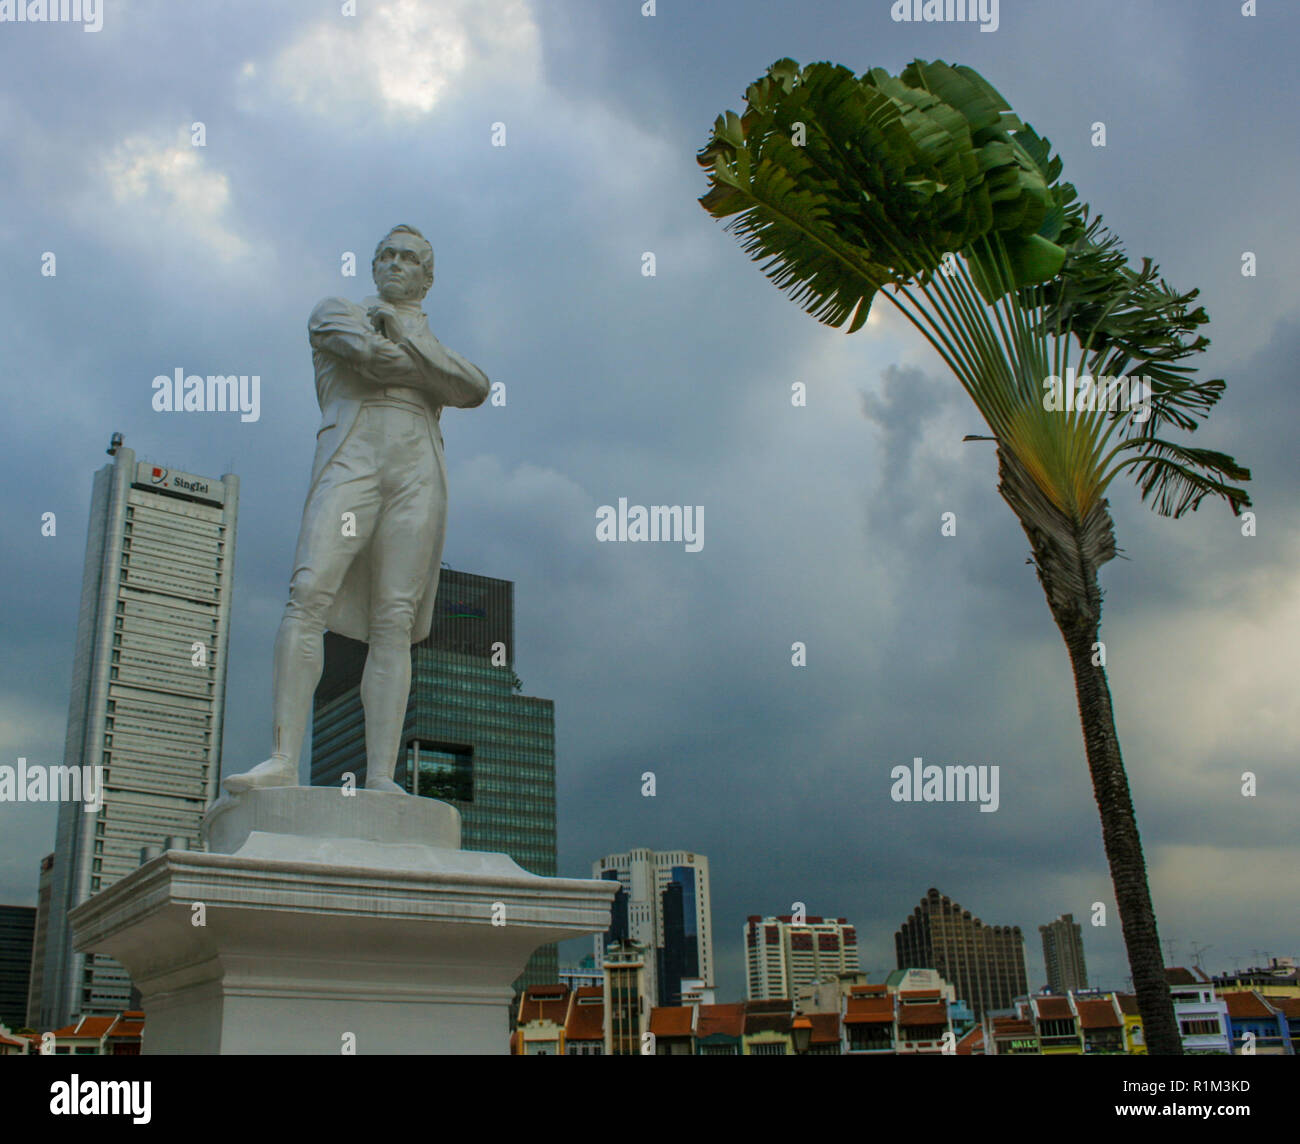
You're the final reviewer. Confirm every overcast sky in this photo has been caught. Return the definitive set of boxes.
[1,0,1296,1003]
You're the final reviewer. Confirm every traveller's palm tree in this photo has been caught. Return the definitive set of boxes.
[698,58,1251,1055]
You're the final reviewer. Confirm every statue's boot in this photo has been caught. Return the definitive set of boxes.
[365,765,405,796]
[223,755,298,795]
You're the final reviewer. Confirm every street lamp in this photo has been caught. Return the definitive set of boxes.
[792,1015,813,1055]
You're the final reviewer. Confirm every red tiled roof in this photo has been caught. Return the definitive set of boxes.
[849,984,888,997]
[1165,967,1199,985]
[1224,991,1274,1020]
[564,987,604,1041]
[991,1017,1037,1038]
[518,984,571,1024]
[49,1016,115,1039]
[1034,996,1074,1021]
[898,1003,948,1027]
[808,1012,840,1045]
[649,1007,694,1038]
[696,1003,745,1039]
[844,996,894,1025]
[1268,997,1300,1018]
[956,1026,984,1055]
[899,989,943,999]
[0,1031,25,1047]
[744,1000,793,1036]
[1115,993,1141,1016]
[1075,998,1121,1030]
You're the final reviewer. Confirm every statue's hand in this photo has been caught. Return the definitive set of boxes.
[367,303,401,341]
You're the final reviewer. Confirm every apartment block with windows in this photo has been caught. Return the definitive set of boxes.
[745,914,860,1001]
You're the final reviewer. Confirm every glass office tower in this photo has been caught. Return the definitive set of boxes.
[311,569,558,990]
[593,850,715,1006]
[0,905,36,1028]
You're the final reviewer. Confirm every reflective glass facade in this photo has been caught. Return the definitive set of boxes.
[0,905,35,1028]
[312,569,558,991]
[657,865,700,1006]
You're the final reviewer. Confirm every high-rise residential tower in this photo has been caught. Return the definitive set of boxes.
[1040,913,1089,993]
[40,438,239,1027]
[593,849,714,1007]
[895,888,1028,1018]
[311,568,559,990]
[745,914,861,1001]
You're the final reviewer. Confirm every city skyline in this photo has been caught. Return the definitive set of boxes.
[1,0,1296,1010]
[4,434,1221,1013]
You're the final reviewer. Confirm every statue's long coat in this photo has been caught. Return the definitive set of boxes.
[300,294,490,643]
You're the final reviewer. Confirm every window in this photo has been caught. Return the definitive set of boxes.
[849,1025,891,1051]
[405,740,473,802]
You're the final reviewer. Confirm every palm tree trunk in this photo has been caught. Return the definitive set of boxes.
[997,444,1181,1054]
[1057,619,1182,1055]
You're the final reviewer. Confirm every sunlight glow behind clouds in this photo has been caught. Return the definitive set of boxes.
[100,132,250,261]
[266,0,541,120]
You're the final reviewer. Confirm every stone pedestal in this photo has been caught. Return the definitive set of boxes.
[69,788,616,1054]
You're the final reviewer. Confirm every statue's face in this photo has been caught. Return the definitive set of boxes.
[373,231,433,302]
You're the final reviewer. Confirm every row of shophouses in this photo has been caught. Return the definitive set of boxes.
[512,967,1300,1056]
[0,1012,143,1055]
[4,972,1294,1057]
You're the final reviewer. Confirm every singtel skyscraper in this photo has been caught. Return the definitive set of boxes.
[39,438,239,1027]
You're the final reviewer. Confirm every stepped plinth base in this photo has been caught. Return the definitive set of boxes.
[70,787,616,1054]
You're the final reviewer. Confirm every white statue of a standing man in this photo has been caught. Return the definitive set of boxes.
[224,224,489,796]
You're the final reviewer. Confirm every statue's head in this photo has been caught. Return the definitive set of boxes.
[372,224,434,302]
